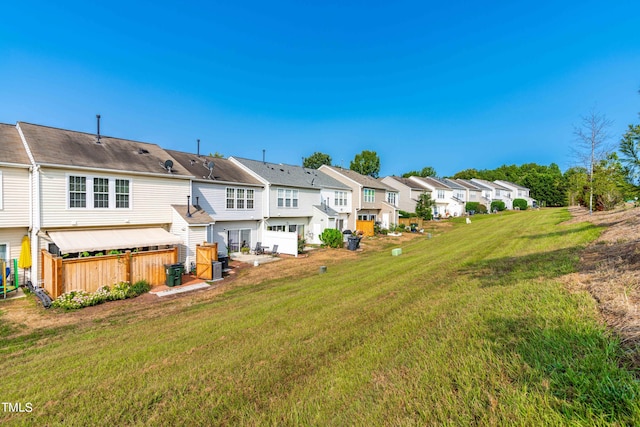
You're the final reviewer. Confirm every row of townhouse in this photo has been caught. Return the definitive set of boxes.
[1,121,534,288]
[382,175,535,217]
[0,122,404,287]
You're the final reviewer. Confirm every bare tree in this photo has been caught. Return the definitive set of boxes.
[572,110,613,214]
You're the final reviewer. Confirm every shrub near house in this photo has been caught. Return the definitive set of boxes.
[513,198,528,210]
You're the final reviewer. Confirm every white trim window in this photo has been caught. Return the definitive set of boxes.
[115,179,130,208]
[226,188,235,209]
[69,176,87,208]
[386,192,397,206]
[277,188,298,208]
[495,189,501,197]
[334,191,347,206]
[226,187,255,210]
[358,214,376,221]
[246,189,254,209]
[68,175,131,209]
[363,188,375,203]
[93,177,109,208]
[437,189,445,200]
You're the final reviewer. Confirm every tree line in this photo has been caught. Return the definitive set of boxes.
[303,91,640,211]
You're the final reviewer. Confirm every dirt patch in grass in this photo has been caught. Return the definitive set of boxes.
[563,205,640,362]
[0,230,431,336]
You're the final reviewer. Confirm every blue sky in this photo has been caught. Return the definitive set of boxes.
[1,1,639,177]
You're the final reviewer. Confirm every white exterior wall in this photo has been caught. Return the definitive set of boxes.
[268,187,318,218]
[0,166,30,227]
[319,187,352,217]
[211,220,260,256]
[262,230,298,256]
[170,210,189,266]
[193,182,263,222]
[0,228,28,266]
[39,167,190,228]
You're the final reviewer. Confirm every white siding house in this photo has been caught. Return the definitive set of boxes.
[471,179,513,210]
[0,124,31,283]
[494,180,536,208]
[231,158,352,254]
[409,176,464,217]
[167,150,265,258]
[18,122,192,285]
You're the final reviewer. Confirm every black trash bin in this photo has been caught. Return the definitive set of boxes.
[218,253,229,270]
[347,236,361,251]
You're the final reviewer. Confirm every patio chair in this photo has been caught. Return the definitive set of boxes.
[270,245,279,257]
[253,242,264,255]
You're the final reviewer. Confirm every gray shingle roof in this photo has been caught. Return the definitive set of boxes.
[167,150,262,186]
[412,176,451,190]
[471,178,509,191]
[321,166,396,191]
[452,179,483,191]
[0,123,30,165]
[171,205,214,225]
[385,176,424,190]
[232,157,349,190]
[18,122,191,177]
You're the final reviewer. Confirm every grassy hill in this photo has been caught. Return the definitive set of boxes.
[1,209,639,425]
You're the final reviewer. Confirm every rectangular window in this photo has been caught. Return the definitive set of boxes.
[386,192,397,206]
[495,189,501,197]
[226,188,235,209]
[115,179,130,208]
[437,190,445,199]
[285,189,292,207]
[334,191,347,206]
[277,189,284,207]
[93,178,109,208]
[236,188,245,209]
[69,176,87,208]
[247,189,254,209]
[363,188,375,203]
[278,188,298,208]
[0,243,8,262]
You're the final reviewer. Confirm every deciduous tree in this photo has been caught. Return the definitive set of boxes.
[350,150,380,178]
[303,152,332,169]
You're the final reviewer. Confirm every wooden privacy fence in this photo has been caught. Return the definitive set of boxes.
[195,243,218,280]
[355,220,375,237]
[41,247,178,299]
[398,217,427,229]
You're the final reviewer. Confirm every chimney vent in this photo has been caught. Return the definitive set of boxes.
[96,114,101,144]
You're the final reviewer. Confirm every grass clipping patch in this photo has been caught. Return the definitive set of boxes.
[564,205,640,361]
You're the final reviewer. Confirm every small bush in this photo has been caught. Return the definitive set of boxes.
[319,228,344,248]
[513,198,528,210]
[465,202,480,213]
[52,280,151,310]
[477,204,488,214]
[491,200,506,212]
[128,280,151,298]
[298,236,306,254]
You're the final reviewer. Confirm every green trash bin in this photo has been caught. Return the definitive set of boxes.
[165,263,183,287]
[165,264,176,287]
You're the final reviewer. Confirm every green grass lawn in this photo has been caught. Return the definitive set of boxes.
[2,208,639,425]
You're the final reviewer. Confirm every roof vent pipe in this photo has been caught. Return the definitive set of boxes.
[197,139,200,157]
[196,196,199,208]
[262,149,266,164]
[187,195,192,217]
[96,114,101,144]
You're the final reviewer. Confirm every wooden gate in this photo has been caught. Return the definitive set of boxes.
[195,243,218,280]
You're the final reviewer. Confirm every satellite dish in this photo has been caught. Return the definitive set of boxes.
[207,161,215,179]
[164,160,174,172]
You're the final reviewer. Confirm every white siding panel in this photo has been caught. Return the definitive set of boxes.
[269,187,318,217]
[193,183,263,222]
[0,167,30,227]
[0,227,29,263]
[40,168,190,228]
